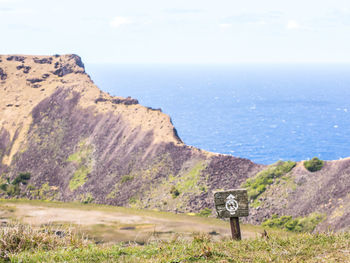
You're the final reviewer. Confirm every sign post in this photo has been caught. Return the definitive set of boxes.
[214,189,249,240]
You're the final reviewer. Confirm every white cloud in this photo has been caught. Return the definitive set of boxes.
[287,20,300,30]
[110,16,132,28]
[223,11,283,25]
[219,23,232,28]
[0,7,33,14]
[256,20,267,25]
[286,20,314,31]
[164,8,202,14]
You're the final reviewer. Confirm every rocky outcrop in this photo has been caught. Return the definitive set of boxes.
[0,68,7,80]
[6,55,25,62]
[16,65,31,74]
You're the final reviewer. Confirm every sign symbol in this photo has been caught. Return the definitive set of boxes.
[225,194,238,215]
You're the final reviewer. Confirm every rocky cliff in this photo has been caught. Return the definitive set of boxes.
[0,54,262,213]
[0,54,349,232]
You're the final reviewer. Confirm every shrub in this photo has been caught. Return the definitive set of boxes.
[81,193,94,204]
[243,161,296,201]
[304,157,324,172]
[0,172,31,197]
[5,184,20,196]
[129,197,137,204]
[0,183,7,191]
[12,172,31,185]
[170,186,180,198]
[262,213,325,232]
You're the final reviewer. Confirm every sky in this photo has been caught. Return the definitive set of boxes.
[1,0,350,64]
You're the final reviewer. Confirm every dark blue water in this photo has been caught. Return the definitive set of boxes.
[86,64,350,164]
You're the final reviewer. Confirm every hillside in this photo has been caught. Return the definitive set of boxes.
[0,54,262,214]
[247,159,350,232]
[0,54,349,232]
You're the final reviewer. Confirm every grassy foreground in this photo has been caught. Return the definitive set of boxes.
[0,200,349,262]
[1,223,349,263]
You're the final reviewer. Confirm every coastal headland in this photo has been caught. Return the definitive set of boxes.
[0,55,349,232]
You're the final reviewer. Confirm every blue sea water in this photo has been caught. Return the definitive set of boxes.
[86,64,350,164]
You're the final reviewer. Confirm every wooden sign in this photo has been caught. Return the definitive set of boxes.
[213,189,249,240]
[214,189,249,218]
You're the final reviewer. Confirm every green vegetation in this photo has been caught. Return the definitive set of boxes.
[69,166,91,191]
[66,140,93,164]
[80,193,94,204]
[0,172,31,197]
[242,161,296,201]
[198,208,212,217]
[0,199,348,262]
[175,161,207,194]
[170,185,180,198]
[37,182,51,199]
[5,227,350,262]
[67,140,94,191]
[128,196,137,204]
[30,182,59,201]
[262,213,326,232]
[12,172,31,185]
[106,183,119,199]
[199,185,207,193]
[120,175,134,184]
[304,157,324,172]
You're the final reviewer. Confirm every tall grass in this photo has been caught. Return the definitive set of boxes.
[0,222,88,261]
[9,231,350,262]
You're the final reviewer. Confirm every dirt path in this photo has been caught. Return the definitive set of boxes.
[1,201,259,243]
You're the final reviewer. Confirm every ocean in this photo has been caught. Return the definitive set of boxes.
[86,64,350,165]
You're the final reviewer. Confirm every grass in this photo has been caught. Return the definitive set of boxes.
[7,229,350,262]
[0,222,87,261]
[242,161,296,201]
[175,161,207,194]
[262,213,326,232]
[67,140,93,191]
[69,165,91,191]
[198,208,212,217]
[120,175,134,184]
[0,200,349,262]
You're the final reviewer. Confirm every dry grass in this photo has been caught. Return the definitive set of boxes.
[0,222,89,261]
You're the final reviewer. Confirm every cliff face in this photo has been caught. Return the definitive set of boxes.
[0,54,262,213]
[1,54,349,232]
